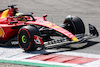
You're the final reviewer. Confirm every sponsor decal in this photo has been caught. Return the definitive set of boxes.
[46,23,59,28]
[11,41,18,45]
[34,35,44,45]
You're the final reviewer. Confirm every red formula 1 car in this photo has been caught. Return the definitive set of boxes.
[0,5,99,51]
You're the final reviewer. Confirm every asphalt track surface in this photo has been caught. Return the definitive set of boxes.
[0,0,100,67]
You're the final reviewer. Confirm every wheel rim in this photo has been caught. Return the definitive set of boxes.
[22,35,27,43]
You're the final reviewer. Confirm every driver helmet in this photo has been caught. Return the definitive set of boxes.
[15,13,25,21]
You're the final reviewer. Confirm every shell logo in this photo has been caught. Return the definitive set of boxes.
[0,27,5,38]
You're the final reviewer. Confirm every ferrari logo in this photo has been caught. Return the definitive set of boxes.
[0,27,5,38]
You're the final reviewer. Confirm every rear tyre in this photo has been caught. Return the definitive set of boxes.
[64,16,85,34]
[18,26,40,51]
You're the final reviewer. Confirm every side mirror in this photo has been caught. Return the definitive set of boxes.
[43,14,47,21]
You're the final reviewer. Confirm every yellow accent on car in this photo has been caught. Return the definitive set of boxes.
[0,9,9,19]
[47,23,53,26]
[15,13,23,16]
[0,28,4,37]
[72,37,79,42]
[27,24,30,26]
[53,26,59,28]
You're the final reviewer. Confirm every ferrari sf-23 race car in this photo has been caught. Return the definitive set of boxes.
[0,5,99,51]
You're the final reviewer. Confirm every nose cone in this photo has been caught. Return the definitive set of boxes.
[72,37,79,42]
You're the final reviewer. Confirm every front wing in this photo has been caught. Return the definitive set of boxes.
[43,24,99,48]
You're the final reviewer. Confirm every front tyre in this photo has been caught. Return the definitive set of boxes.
[17,26,40,51]
[64,16,85,34]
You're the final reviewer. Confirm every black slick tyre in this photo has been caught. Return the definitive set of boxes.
[17,26,40,51]
[64,16,85,34]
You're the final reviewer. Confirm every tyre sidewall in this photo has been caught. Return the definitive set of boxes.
[18,26,40,51]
